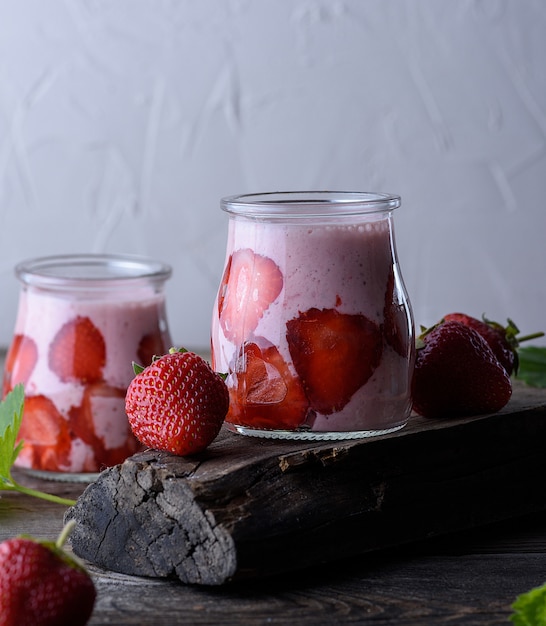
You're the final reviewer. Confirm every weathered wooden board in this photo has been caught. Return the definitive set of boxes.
[65,383,546,586]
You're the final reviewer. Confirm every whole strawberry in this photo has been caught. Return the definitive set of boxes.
[412,320,512,419]
[125,347,229,456]
[443,313,543,376]
[0,521,96,626]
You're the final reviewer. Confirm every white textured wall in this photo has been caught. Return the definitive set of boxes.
[1,0,545,350]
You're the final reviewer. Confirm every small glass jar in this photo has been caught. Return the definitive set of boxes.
[211,191,415,440]
[2,253,172,480]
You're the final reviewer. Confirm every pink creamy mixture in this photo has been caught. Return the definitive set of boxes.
[212,218,414,433]
[5,286,170,473]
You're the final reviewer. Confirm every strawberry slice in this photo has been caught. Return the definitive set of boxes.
[227,340,309,430]
[286,308,383,415]
[137,330,169,368]
[48,316,106,383]
[2,334,38,397]
[218,249,283,344]
[17,395,72,472]
[69,383,142,469]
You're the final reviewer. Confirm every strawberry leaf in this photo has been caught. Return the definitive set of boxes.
[511,581,546,625]
[0,385,76,506]
[516,347,546,388]
[0,384,25,477]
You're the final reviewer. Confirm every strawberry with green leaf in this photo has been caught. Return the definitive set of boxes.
[412,320,512,419]
[443,313,544,376]
[125,348,229,456]
[0,521,96,626]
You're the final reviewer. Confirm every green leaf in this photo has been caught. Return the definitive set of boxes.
[516,347,546,388]
[511,582,546,625]
[132,361,145,375]
[0,384,25,477]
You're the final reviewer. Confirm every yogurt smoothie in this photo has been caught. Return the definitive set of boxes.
[211,192,415,438]
[2,255,172,475]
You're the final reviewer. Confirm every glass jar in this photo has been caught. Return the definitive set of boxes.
[211,191,415,440]
[2,253,172,480]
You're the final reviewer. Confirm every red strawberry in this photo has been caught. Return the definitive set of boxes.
[412,320,512,419]
[125,348,229,456]
[227,340,309,430]
[17,395,72,472]
[48,316,106,384]
[0,522,96,626]
[218,248,283,344]
[286,308,383,415]
[2,334,38,397]
[443,313,543,376]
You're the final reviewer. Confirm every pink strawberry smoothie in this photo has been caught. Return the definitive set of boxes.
[212,201,415,438]
[4,255,172,476]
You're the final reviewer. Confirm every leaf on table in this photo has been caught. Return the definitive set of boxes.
[516,347,546,388]
[0,384,25,479]
[511,581,546,625]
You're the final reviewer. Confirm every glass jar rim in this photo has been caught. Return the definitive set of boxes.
[15,253,172,290]
[221,191,401,218]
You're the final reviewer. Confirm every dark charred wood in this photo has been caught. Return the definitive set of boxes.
[65,383,546,586]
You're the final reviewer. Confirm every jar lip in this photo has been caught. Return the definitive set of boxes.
[15,253,172,288]
[221,191,401,217]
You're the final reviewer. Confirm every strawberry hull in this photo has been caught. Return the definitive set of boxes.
[212,192,415,439]
[2,254,172,477]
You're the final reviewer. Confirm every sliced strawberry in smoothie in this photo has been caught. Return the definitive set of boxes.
[2,334,38,397]
[17,395,72,472]
[218,249,283,344]
[286,308,383,415]
[137,329,169,368]
[48,316,106,384]
[69,382,142,469]
[227,340,309,430]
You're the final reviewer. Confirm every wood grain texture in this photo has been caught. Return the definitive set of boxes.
[4,482,546,625]
[65,383,546,586]
[2,384,546,623]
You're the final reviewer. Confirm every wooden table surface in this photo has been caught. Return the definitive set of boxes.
[1,461,545,625]
[1,341,545,625]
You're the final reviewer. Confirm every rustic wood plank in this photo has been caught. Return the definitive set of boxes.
[65,383,546,586]
[4,353,546,622]
[3,466,546,623]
